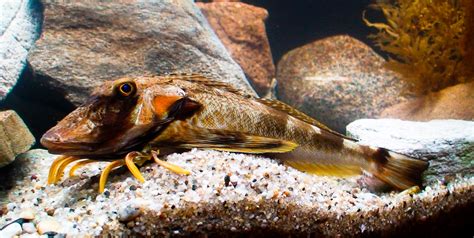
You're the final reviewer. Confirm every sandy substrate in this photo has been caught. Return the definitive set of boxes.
[0,149,473,237]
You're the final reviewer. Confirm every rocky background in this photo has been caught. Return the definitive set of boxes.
[0,0,472,237]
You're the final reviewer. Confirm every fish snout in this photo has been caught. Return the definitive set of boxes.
[40,130,95,154]
[40,131,62,149]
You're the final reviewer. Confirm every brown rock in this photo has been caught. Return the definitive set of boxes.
[198,2,274,96]
[380,82,474,120]
[0,110,35,167]
[277,35,405,133]
[28,0,255,106]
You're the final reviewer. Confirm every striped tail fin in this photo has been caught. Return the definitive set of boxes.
[368,147,429,190]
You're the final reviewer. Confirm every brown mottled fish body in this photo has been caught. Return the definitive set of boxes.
[153,82,364,169]
[41,74,428,192]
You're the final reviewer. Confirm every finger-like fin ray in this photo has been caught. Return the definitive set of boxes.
[99,160,125,193]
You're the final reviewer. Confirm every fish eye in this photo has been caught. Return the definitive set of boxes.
[117,82,135,97]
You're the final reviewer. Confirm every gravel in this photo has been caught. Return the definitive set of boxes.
[0,149,472,236]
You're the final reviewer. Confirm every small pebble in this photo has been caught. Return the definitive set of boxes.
[0,222,22,238]
[118,205,141,222]
[19,208,35,220]
[44,207,55,216]
[22,222,37,233]
[36,219,61,235]
[6,203,16,212]
[20,233,41,238]
[224,175,230,187]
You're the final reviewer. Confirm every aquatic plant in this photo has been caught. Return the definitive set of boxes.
[364,0,471,95]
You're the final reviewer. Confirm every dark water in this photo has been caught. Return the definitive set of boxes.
[241,0,378,62]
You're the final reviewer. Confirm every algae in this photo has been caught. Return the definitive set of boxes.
[364,0,474,95]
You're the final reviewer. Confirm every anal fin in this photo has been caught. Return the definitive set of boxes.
[284,160,361,177]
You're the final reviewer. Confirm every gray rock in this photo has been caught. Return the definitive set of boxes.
[28,0,255,106]
[347,119,474,182]
[277,35,405,133]
[0,0,42,100]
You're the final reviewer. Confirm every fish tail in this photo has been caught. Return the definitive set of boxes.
[366,147,429,190]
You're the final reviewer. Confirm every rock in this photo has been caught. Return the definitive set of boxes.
[0,110,35,167]
[117,204,141,222]
[0,149,473,236]
[28,0,255,106]
[19,208,35,220]
[277,35,405,133]
[20,233,40,238]
[22,222,36,234]
[347,119,474,182]
[0,0,41,100]
[0,222,22,238]
[36,219,61,235]
[198,2,275,95]
[380,82,474,121]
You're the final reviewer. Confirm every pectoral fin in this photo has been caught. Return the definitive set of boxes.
[155,125,298,153]
[153,96,201,120]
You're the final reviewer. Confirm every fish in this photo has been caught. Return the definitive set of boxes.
[41,74,429,193]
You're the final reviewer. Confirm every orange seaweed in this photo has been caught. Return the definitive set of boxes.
[364,0,473,95]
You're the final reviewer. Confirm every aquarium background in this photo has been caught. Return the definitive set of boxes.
[0,0,472,237]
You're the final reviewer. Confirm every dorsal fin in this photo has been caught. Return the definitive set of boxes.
[163,73,354,141]
[165,73,251,97]
[257,99,356,141]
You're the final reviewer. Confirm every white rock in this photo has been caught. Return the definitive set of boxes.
[0,0,41,99]
[22,222,36,233]
[20,233,41,238]
[0,222,22,238]
[19,208,35,220]
[347,119,474,157]
[347,119,474,180]
[36,219,61,235]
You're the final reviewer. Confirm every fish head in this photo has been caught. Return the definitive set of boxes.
[41,76,200,157]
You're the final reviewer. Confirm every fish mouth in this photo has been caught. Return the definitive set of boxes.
[40,134,99,156]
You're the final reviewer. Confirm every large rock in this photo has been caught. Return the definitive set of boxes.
[277,35,405,133]
[347,119,474,182]
[0,147,473,236]
[0,0,41,100]
[198,2,275,96]
[380,82,474,121]
[0,110,35,167]
[28,0,255,106]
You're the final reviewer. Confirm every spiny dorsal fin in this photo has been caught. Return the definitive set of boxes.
[165,73,251,97]
[257,99,356,141]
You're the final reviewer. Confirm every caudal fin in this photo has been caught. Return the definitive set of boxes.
[369,148,429,190]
